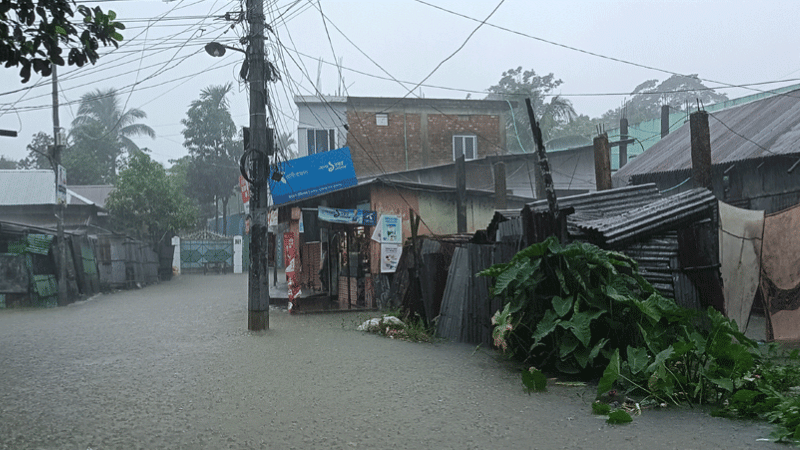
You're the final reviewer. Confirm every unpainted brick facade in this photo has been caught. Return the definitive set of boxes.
[344,99,507,177]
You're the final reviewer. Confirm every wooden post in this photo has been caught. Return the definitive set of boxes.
[493,161,507,209]
[593,133,612,191]
[524,98,559,219]
[661,104,670,138]
[619,117,628,168]
[690,110,712,190]
[456,154,467,233]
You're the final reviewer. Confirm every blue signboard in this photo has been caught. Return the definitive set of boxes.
[269,147,358,205]
[318,207,378,226]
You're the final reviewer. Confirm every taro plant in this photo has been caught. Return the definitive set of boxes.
[482,236,800,443]
[479,236,690,376]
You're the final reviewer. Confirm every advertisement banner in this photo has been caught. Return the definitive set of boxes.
[239,175,250,214]
[381,243,403,273]
[317,206,378,226]
[381,215,402,244]
[270,147,358,205]
[284,232,302,312]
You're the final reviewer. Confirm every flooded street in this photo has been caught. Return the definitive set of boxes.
[0,274,784,449]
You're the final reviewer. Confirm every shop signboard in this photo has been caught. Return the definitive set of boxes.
[270,147,357,205]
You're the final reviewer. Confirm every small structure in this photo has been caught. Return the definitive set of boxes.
[613,88,800,213]
[273,176,532,313]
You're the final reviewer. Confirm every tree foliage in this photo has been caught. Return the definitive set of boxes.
[1,1,125,82]
[601,74,729,124]
[66,88,155,184]
[181,83,240,233]
[487,67,577,152]
[18,131,54,170]
[0,154,17,169]
[105,151,196,245]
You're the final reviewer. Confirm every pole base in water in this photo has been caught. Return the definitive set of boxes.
[248,310,269,331]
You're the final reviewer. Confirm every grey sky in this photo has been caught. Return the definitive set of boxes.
[1,0,798,167]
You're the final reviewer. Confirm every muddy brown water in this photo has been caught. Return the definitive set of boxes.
[0,274,785,449]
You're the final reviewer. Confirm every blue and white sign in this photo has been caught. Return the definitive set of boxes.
[270,147,358,205]
[318,206,378,226]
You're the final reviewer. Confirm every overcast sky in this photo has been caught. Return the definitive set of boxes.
[1,0,798,167]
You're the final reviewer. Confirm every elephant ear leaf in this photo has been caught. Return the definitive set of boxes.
[598,348,620,397]
[552,295,573,318]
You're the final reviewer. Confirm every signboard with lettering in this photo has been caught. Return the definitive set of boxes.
[318,206,378,226]
[269,147,358,205]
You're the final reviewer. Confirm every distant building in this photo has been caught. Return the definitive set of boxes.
[613,88,800,213]
[295,95,510,177]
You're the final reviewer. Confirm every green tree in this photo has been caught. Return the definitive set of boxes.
[105,150,196,245]
[181,83,240,234]
[277,130,296,158]
[601,74,730,124]
[18,132,55,170]
[487,67,577,152]
[0,155,17,169]
[1,1,125,82]
[67,88,155,184]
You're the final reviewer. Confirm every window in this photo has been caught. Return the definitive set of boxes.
[307,129,336,154]
[453,135,477,161]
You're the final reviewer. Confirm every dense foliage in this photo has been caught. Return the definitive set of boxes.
[482,237,800,443]
[66,88,155,184]
[181,83,240,233]
[486,66,577,151]
[105,151,196,245]
[1,0,124,82]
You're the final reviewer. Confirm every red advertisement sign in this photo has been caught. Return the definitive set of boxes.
[239,175,251,205]
[284,232,301,312]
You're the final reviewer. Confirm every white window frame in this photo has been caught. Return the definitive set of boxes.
[307,128,336,154]
[453,135,477,161]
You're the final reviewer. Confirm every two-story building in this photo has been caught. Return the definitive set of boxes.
[295,95,510,177]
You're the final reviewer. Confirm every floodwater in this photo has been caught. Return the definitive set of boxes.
[0,274,784,449]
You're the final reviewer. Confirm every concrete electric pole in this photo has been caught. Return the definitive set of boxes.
[246,0,270,330]
[206,0,271,330]
[52,65,68,306]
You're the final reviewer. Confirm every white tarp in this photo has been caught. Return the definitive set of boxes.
[718,201,764,333]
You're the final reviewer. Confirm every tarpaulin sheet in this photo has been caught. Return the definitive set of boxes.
[718,201,764,333]
[760,203,800,341]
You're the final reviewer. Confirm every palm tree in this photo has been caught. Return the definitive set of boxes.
[70,88,155,179]
[182,83,239,234]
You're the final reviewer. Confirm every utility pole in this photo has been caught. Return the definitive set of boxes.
[52,65,68,306]
[690,109,712,190]
[455,154,467,233]
[593,133,612,191]
[247,0,270,330]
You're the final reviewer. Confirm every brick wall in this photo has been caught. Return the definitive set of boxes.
[346,110,502,177]
[427,114,501,166]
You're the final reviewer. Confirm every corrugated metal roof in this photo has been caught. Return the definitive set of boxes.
[0,170,55,205]
[528,183,662,221]
[613,88,800,181]
[577,188,717,246]
[68,185,113,207]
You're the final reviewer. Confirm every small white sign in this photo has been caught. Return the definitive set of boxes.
[381,243,402,273]
[56,165,67,205]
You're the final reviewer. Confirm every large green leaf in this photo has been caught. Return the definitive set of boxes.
[559,333,580,358]
[598,348,621,396]
[492,261,525,297]
[522,368,548,393]
[531,309,560,344]
[560,309,604,347]
[647,346,674,373]
[708,377,734,393]
[574,338,608,368]
[627,346,650,375]
[552,295,573,318]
